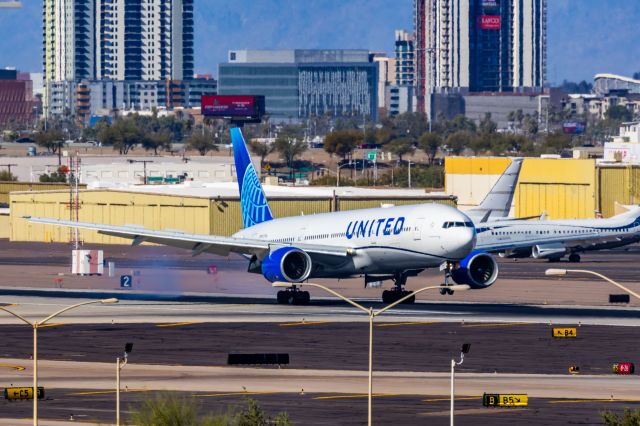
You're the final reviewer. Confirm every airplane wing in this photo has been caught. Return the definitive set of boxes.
[26,217,352,258]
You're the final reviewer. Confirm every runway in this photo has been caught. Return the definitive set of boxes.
[2,240,640,424]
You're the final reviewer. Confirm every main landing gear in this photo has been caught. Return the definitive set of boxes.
[276,287,310,305]
[568,253,581,263]
[381,273,416,304]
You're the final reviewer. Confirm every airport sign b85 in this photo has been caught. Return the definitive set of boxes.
[4,387,44,401]
[483,393,528,407]
[552,327,577,338]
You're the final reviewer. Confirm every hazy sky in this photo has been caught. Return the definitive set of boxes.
[0,0,638,84]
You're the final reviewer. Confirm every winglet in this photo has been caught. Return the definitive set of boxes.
[230,127,274,228]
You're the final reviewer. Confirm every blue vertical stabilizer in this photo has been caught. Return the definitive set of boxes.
[231,127,274,228]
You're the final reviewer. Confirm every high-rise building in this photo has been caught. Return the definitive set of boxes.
[0,69,33,125]
[415,0,547,111]
[218,50,378,122]
[395,30,415,87]
[43,0,194,111]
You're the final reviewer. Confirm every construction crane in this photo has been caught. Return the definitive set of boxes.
[0,1,22,8]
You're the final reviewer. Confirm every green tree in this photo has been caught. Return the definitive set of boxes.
[186,132,219,156]
[34,129,65,154]
[445,131,473,156]
[324,130,361,160]
[0,170,17,181]
[143,131,172,155]
[418,133,442,165]
[479,113,498,135]
[386,138,415,163]
[601,408,640,426]
[274,137,307,182]
[39,167,67,183]
[249,140,274,170]
[605,105,633,122]
[542,132,572,154]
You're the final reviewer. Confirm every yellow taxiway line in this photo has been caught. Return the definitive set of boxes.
[423,396,482,403]
[549,399,640,404]
[377,321,440,327]
[156,322,198,327]
[69,389,150,396]
[313,393,398,400]
[194,391,279,398]
[462,322,530,328]
[0,363,26,371]
[38,323,64,329]
[279,321,331,327]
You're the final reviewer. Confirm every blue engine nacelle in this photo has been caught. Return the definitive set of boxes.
[261,247,312,283]
[451,251,499,289]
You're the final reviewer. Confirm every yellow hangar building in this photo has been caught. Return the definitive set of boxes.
[446,156,640,219]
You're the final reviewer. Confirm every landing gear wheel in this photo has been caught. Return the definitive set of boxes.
[568,253,581,263]
[381,289,415,304]
[276,289,310,305]
[294,291,310,306]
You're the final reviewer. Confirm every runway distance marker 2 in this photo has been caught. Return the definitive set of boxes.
[552,327,576,338]
[4,387,44,401]
[483,393,528,407]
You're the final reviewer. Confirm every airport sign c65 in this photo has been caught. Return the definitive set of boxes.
[4,387,44,401]
[483,393,528,407]
[552,327,576,338]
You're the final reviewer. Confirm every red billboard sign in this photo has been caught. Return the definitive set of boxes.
[479,15,501,30]
[201,95,265,118]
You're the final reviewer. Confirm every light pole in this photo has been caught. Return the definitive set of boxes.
[272,282,470,426]
[450,343,471,426]
[337,161,352,187]
[545,268,640,300]
[408,160,413,188]
[0,298,119,426]
[116,342,133,426]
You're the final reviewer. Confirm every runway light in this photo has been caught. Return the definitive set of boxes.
[569,365,580,374]
[545,269,567,276]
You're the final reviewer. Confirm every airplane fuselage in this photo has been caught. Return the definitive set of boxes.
[234,203,476,278]
[475,211,640,254]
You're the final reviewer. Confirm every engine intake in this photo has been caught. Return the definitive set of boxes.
[451,251,499,289]
[532,243,566,260]
[261,247,312,283]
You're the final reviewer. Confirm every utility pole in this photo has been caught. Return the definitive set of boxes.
[0,164,18,178]
[127,160,153,184]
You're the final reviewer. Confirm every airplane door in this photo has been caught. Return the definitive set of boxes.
[414,218,424,240]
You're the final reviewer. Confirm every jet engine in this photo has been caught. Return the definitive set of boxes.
[261,247,312,283]
[532,243,566,260]
[451,251,499,289]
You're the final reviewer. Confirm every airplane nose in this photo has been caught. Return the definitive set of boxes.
[446,227,476,260]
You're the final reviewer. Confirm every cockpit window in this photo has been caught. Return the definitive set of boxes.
[443,221,474,229]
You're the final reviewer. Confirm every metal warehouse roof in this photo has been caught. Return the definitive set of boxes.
[96,181,449,199]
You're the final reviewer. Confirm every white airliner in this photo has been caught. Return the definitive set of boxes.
[28,128,498,305]
[465,158,640,262]
[475,208,640,262]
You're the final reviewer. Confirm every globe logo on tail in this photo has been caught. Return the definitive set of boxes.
[240,163,273,228]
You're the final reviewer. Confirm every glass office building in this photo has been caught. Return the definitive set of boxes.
[218,50,378,122]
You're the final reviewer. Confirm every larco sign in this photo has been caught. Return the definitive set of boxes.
[479,15,501,30]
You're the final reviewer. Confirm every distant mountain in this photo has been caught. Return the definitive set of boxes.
[0,0,638,83]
